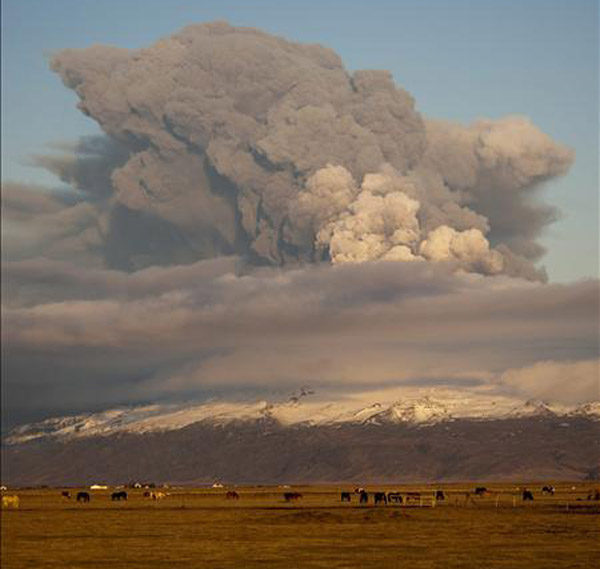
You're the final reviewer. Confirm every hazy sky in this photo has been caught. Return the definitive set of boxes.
[1,1,598,428]
[2,0,597,282]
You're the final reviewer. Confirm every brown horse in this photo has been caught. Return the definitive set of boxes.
[283,492,303,502]
[387,492,403,504]
[226,491,240,500]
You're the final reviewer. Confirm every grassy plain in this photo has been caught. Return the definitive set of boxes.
[2,482,599,568]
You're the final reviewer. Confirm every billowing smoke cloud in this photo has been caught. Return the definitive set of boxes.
[291,164,503,272]
[44,21,573,279]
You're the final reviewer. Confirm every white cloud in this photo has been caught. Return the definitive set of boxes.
[500,359,600,404]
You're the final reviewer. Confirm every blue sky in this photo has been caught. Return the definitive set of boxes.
[2,0,598,282]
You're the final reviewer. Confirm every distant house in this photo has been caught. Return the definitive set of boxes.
[212,482,224,488]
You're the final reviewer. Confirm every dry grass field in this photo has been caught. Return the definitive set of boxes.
[2,482,599,568]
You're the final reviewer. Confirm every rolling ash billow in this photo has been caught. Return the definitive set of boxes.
[48,21,572,279]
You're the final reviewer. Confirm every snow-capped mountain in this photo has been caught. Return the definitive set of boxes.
[5,388,598,445]
[3,388,599,487]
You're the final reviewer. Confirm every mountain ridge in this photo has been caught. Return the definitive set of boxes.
[5,391,599,446]
[2,390,599,487]
[2,415,598,486]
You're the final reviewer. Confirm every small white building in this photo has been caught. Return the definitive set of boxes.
[90,484,108,490]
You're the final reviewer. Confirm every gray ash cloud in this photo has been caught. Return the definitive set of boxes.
[39,21,573,279]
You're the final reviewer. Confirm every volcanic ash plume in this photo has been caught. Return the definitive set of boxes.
[48,21,573,279]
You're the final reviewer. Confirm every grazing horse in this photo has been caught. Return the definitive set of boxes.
[61,491,71,499]
[474,487,488,496]
[359,491,368,504]
[226,491,240,500]
[283,492,303,502]
[374,492,387,505]
[76,492,90,503]
[111,491,128,501]
[541,485,555,495]
[151,492,166,500]
[522,489,534,501]
[387,492,403,504]
[435,490,445,500]
[340,492,351,502]
[1,495,19,509]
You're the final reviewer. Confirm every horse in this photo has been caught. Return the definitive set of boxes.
[226,491,240,500]
[435,490,445,500]
[76,492,90,503]
[387,492,403,504]
[522,489,534,501]
[111,491,128,501]
[374,492,388,505]
[359,490,368,504]
[474,487,488,496]
[1,495,19,509]
[541,485,555,495]
[340,492,351,502]
[283,492,302,502]
[61,491,71,499]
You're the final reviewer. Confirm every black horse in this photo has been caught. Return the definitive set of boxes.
[359,490,368,504]
[76,492,90,503]
[435,490,445,500]
[522,489,534,501]
[111,491,128,501]
[374,492,388,505]
[340,492,351,502]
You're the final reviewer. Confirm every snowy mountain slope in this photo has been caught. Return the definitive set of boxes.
[5,388,599,445]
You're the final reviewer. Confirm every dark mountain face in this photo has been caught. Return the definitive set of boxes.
[2,417,599,486]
